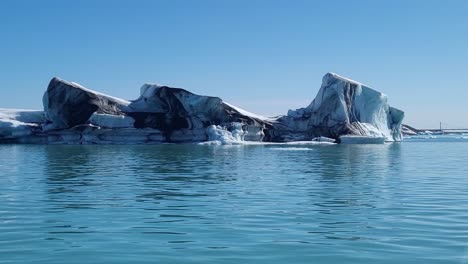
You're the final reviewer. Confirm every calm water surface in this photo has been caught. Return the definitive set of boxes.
[1,137,467,263]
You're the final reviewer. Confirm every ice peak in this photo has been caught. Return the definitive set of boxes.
[324,72,366,87]
[140,83,164,97]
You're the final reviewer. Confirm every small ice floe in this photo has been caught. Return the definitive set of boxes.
[417,131,436,136]
[200,123,247,145]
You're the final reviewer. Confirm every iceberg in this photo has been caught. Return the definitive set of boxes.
[204,123,247,145]
[43,77,130,130]
[0,72,404,144]
[275,73,404,142]
[0,109,45,141]
[401,124,419,136]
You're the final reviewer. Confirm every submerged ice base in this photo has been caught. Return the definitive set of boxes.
[0,72,404,145]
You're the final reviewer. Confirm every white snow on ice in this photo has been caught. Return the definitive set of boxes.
[70,81,131,106]
[223,102,273,121]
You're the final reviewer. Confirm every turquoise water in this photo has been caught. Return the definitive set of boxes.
[1,137,467,263]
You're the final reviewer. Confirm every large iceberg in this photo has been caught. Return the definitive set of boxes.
[0,109,46,142]
[43,77,131,130]
[274,73,404,142]
[0,73,404,144]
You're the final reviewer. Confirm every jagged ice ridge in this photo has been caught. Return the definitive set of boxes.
[0,73,404,145]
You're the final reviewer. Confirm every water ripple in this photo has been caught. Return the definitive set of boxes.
[0,141,467,263]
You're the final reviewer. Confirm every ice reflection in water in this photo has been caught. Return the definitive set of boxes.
[0,139,467,263]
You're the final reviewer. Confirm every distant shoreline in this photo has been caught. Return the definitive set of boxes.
[402,124,468,135]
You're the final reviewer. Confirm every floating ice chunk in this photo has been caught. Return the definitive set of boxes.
[0,119,33,139]
[205,123,247,145]
[1,72,405,145]
[0,109,46,124]
[44,78,131,129]
[281,72,404,142]
[0,109,44,140]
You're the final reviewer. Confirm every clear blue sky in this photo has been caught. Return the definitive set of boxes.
[1,0,467,128]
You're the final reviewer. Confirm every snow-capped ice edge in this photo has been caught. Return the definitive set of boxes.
[0,72,404,145]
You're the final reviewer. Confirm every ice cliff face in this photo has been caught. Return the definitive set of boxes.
[274,73,404,142]
[43,77,130,130]
[2,78,272,144]
[0,73,404,144]
[127,84,268,134]
[0,109,45,140]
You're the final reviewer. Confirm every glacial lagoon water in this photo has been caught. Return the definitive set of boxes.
[1,136,467,263]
